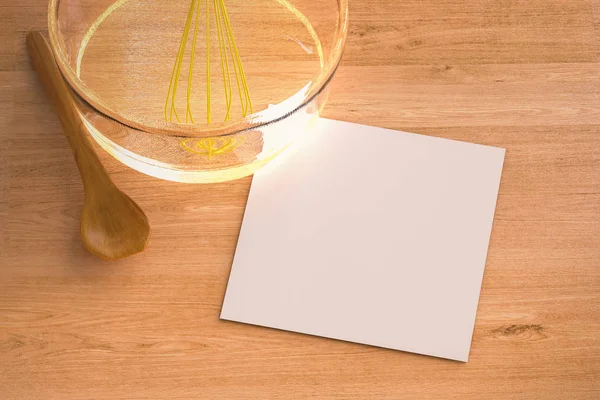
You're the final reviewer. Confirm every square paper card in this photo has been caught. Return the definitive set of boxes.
[221,118,505,362]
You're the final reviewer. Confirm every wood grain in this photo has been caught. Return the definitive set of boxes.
[1,0,599,399]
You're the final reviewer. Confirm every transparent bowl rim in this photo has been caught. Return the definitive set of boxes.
[47,0,349,138]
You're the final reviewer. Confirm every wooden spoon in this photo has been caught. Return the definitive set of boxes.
[27,32,150,260]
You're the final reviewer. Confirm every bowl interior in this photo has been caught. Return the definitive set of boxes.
[49,0,348,136]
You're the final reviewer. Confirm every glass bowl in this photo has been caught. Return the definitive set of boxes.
[48,0,348,183]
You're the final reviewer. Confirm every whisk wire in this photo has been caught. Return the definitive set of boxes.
[186,0,202,123]
[218,0,245,117]
[219,0,252,115]
[165,0,197,123]
[214,0,233,120]
[166,0,253,125]
[205,0,211,124]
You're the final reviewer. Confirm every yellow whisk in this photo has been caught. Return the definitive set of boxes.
[165,0,253,125]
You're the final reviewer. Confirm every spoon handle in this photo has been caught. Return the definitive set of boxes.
[26,32,114,193]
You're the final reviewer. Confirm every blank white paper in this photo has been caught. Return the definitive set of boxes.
[221,118,505,362]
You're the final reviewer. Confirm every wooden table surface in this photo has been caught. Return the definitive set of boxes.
[2,0,599,399]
